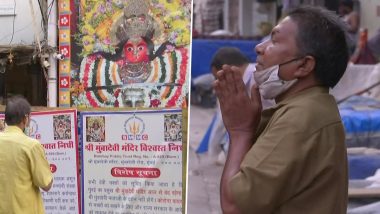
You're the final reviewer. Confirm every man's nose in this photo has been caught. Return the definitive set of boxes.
[255,41,267,55]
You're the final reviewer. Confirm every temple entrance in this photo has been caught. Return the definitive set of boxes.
[0,47,47,106]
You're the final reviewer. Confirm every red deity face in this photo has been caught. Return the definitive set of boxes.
[123,38,149,63]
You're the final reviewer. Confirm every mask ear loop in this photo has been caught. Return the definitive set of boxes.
[23,114,30,136]
[278,56,306,67]
[24,114,29,126]
[296,55,316,73]
[300,58,307,67]
[278,56,307,82]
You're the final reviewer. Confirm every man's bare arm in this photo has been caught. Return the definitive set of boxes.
[214,65,262,213]
[221,133,254,214]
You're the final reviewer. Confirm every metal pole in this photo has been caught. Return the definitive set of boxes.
[47,0,57,107]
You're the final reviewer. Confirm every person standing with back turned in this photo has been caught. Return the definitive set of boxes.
[0,96,53,214]
[214,6,349,214]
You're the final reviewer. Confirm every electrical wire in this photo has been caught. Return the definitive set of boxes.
[28,0,42,52]
[37,0,48,40]
[47,0,55,19]
[8,0,16,45]
[0,23,43,43]
[37,0,54,43]
[37,0,45,24]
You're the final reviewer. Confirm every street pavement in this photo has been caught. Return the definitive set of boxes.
[187,105,223,214]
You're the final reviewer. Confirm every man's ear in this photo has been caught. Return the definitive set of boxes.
[294,55,315,78]
[23,115,29,127]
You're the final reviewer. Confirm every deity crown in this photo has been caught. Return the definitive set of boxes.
[124,0,149,18]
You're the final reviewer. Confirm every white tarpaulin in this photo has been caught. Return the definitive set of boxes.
[331,63,380,102]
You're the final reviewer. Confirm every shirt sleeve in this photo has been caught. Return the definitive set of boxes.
[229,111,318,214]
[29,142,53,189]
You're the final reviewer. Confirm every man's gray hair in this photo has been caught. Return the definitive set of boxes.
[287,6,350,88]
[5,96,31,125]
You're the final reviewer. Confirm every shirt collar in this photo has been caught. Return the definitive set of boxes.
[271,86,329,109]
[4,125,24,134]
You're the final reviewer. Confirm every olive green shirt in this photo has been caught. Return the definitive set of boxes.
[230,87,348,214]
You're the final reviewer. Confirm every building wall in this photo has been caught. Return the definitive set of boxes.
[243,1,277,37]
[228,0,239,34]
[193,0,224,34]
[359,0,380,38]
[203,0,224,34]
[0,0,43,45]
[193,0,204,34]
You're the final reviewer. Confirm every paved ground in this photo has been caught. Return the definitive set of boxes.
[187,105,223,214]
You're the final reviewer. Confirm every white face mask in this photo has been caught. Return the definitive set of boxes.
[253,58,301,99]
[23,115,30,136]
[24,126,30,136]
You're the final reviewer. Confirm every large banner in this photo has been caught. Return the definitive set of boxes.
[0,110,81,214]
[58,0,191,108]
[81,109,183,213]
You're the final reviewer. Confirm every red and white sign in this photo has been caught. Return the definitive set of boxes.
[0,110,81,214]
[81,110,183,214]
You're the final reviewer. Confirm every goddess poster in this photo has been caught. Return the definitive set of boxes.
[58,0,191,108]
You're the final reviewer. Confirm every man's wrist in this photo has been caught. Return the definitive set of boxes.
[228,130,255,145]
